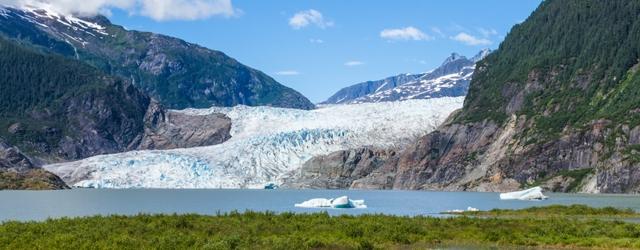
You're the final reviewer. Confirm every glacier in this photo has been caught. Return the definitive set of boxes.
[45,97,464,188]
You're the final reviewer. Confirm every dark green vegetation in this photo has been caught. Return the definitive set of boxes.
[0,36,149,161]
[0,8,314,110]
[455,204,638,218]
[458,0,640,137]
[2,206,640,249]
[524,168,594,192]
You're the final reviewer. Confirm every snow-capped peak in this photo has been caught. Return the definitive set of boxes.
[323,49,489,105]
[0,6,8,17]
[471,48,492,62]
[441,52,467,65]
[22,3,106,30]
[1,2,108,34]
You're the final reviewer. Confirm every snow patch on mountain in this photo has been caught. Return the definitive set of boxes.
[0,3,109,41]
[351,66,474,103]
[323,50,491,105]
[45,97,465,188]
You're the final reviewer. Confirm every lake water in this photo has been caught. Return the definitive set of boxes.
[1,189,640,221]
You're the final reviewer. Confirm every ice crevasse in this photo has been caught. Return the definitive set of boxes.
[45,97,465,188]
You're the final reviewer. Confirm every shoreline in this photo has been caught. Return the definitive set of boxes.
[2,205,640,249]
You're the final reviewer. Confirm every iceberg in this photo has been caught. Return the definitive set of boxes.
[445,206,480,213]
[295,196,366,209]
[499,186,548,201]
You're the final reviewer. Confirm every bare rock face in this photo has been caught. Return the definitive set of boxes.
[282,147,397,189]
[290,118,640,194]
[137,101,232,150]
[0,139,36,171]
[53,80,150,160]
[0,139,68,190]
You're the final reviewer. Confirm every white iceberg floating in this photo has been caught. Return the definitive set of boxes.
[499,186,548,201]
[445,206,480,213]
[295,196,367,209]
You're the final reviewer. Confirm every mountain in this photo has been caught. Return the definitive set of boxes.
[322,50,490,104]
[0,4,314,110]
[321,74,422,104]
[290,0,640,193]
[0,34,235,189]
[44,97,464,188]
[0,35,152,162]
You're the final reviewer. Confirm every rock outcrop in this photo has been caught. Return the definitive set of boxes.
[282,147,397,189]
[294,119,640,193]
[0,139,68,190]
[137,101,232,150]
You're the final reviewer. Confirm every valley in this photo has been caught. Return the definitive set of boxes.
[45,97,463,188]
[1,1,640,249]
[0,0,639,195]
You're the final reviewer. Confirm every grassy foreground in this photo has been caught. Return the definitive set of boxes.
[1,206,640,249]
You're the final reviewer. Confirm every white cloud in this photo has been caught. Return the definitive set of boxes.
[309,38,324,44]
[0,0,236,21]
[138,0,236,21]
[274,70,300,76]
[344,61,364,67]
[477,27,498,37]
[450,32,492,46]
[380,26,432,41]
[288,9,333,29]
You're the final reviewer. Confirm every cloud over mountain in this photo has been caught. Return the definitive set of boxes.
[0,0,236,21]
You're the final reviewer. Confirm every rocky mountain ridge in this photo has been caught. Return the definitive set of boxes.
[0,3,314,110]
[322,49,490,104]
[0,35,233,189]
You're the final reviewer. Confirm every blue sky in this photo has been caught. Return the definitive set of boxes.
[108,0,542,102]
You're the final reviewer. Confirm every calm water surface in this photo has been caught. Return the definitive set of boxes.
[1,189,639,221]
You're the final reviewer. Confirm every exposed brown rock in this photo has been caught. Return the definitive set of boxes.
[282,147,397,189]
[137,101,232,150]
[0,139,68,190]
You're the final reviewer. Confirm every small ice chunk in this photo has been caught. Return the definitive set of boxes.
[295,196,366,209]
[446,209,465,213]
[446,207,479,213]
[500,186,548,201]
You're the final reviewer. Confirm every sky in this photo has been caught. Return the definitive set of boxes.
[100,0,543,103]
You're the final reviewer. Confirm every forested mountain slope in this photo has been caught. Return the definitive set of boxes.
[0,36,150,161]
[0,5,314,110]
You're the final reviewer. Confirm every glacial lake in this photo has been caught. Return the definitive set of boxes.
[1,189,640,222]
